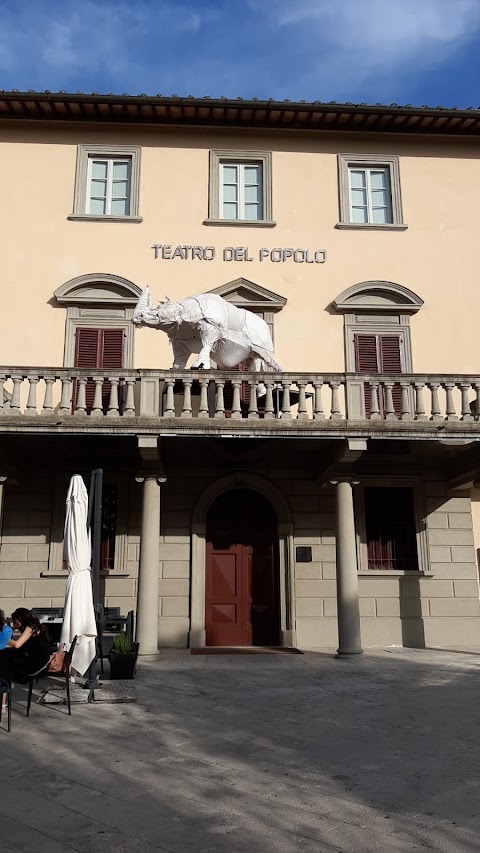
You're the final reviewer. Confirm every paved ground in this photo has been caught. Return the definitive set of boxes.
[1,646,479,853]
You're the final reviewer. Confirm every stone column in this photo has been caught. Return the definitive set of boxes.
[135,473,166,655]
[331,478,363,656]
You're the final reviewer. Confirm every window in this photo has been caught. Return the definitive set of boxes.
[69,145,142,222]
[206,150,275,226]
[349,167,391,224]
[364,488,418,571]
[87,158,131,216]
[337,154,405,229]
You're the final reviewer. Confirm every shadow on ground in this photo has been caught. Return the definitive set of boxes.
[0,647,479,852]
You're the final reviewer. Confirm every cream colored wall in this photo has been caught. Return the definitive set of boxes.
[1,123,480,372]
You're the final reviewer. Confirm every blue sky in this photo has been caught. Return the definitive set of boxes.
[1,0,480,108]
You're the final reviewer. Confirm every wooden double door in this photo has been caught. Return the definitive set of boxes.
[205,489,279,647]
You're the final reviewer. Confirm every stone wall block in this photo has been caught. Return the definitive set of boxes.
[428,529,473,547]
[426,514,448,529]
[450,546,476,563]
[158,578,189,597]
[321,563,337,579]
[322,599,337,617]
[430,562,477,579]
[429,546,451,563]
[312,544,336,562]
[161,597,190,617]
[429,598,480,617]
[103,579,136,597]
[402,579,452,597]
[0,544,28,562]
[448,513,474,529]
[27,544,50,561]
[162,561,190,579]
[25,579,66,597]
[295,579,325,597]
[159,544,190,561]
[359,598,376,617]
[358,579,400,597]
[127,543,138,562]
[453,580,480,598]
[296,598,322,617]
[293,531,321,545]
[294,564,322,580]
[0,580,25,597]
[157,616,189,647]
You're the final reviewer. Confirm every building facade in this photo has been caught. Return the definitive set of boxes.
[1,92,480,652]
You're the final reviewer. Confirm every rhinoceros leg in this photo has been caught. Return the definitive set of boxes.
[191,322,220,369]
[171,339,191,369]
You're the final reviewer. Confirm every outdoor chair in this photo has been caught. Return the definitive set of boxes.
[0,678,12,732]
[26,635,77,717]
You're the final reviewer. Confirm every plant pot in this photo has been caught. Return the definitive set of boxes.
[108,646,138,680]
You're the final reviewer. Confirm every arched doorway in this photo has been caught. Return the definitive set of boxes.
[205,489,279,646]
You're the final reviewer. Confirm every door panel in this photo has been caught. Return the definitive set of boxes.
[205,489,278,646]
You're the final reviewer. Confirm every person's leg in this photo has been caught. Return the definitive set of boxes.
[0,650,13,716]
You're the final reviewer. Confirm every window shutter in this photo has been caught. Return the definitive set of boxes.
[74,328,124,413]
[354,333,402,417]
[75,328,102,368]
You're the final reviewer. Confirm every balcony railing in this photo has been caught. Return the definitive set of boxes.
[0,368,480,423]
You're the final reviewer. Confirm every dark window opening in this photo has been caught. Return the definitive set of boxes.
[364,487,418,571]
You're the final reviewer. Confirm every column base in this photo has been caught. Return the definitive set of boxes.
[336,648,364,657]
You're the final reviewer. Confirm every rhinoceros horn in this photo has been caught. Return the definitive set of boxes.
[133,284,152,320]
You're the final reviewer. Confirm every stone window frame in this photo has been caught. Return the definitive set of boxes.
[355,477,430,576]
[333,281,423,418]
[205,150,276,227]
[44,473,130,577]
[69,144,142,223]
[54,273,142,368]
[336,153,407,230]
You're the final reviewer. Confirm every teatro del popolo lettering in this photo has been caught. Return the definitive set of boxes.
[151,244,327,263]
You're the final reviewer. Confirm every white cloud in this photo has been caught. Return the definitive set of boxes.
[0,0,202,78]
[249,0,480,97]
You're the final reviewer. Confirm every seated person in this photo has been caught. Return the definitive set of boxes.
[5,608,52,683]
[0,609,13,716]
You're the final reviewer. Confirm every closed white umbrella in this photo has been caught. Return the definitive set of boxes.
[60,475,97,676]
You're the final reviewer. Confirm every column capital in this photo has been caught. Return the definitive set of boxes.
[0,476,7,485]
[329,477,360,486]
[135,472,167,485]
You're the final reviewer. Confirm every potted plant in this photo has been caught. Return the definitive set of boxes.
[108,633,139,680]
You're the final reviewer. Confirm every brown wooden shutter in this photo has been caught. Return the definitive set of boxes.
[354,333,402,417]
[74,328,124,413]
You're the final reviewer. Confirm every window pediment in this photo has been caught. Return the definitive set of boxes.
[333,281,423,314]
[208,278,287,312]
[54,274,142,306]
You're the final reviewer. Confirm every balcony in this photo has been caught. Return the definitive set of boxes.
[1,367,480,438]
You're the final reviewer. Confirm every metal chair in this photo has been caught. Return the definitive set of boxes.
[0,678,12,732]
[27,635,78,716]
[94,604,106,674]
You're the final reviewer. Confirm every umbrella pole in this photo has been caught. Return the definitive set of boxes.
[86,468,103,702]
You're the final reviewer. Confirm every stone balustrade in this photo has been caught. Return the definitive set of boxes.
[0,368,479,423]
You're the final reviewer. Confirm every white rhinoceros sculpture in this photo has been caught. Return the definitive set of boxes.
[133,286,282,372]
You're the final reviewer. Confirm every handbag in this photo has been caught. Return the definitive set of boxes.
[48,644,67,674]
